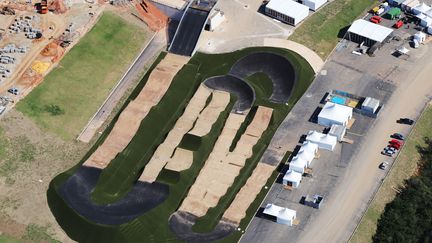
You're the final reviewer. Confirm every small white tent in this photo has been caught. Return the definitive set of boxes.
[412,2,431,15]
[303,0,327,11]
[306,130,338,151]
[283,170,302,188]
[329,124,346,142]
[263,203,297,226]
[289,156,308,174]
[299,141,318,164]
[318,102,353,127]
[414,32,427,43]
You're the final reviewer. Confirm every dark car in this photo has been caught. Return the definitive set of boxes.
[7,87,19,95]
[391,133,405,140]
[379,161,389,170]
[398,118,414,125]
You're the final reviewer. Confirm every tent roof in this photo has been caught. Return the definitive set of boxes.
[318,102,353,124]
[283,170,302,183]
[278,208,296,220]
[290,155,308,168]
[321,134,337,144]
[266,0,309,19]
[300,141,318,154]
[306,130,322,142]
[348,19,393,43]
[263,203,282,217]
[413,2,431,13]
[296,149,314,163]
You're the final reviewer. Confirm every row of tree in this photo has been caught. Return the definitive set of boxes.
[374,138,432,242]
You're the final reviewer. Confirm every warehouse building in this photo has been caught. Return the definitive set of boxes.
[347,19,394,46]
[265,0,309,26]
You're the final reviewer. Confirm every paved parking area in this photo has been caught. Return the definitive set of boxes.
[241,16,432,242]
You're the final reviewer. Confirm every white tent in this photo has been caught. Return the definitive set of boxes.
[263,203,297,226]
[300,141,319,155]
[416,13,432,26]
[428,26,432,34]
[329,124,346,142]
[265,0,309,26]
[318,102,353,127]
[402,0,420,11]
[347,19,394,45]
[303,0,327,11]
[283,170,302,187]
[277,208,297,226]
[296,148,314,165]
[306,130,338,151]
[412,2,431,15]
[289,156,308,174]
[414,31,427,43]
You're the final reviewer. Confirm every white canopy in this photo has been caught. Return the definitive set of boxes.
[348,19,394,43]
[263,203,297,226]
[296,149,314,165]
[318,102,353,127]
[300,141,319,154]
[283,170,302,187]
[412,2,431,14]
[289,156,308,173]
[417,13,432,26]
[266,0,309,24]
[306,130,338,151]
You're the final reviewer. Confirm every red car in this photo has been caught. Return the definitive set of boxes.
[390,139,403,146]
[370,16,382,24]
[394,20,403,29]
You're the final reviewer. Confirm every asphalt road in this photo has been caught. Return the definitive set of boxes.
[77,30,166,143]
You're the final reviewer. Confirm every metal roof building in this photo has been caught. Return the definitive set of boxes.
[347,19,394,46]
[265,0,309,26]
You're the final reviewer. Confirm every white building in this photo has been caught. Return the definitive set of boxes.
[303,0,327,11]
[414,31,427,43]
[412,2,431,15]
[265,0,309,26]
[306,130,338,151]
[329,124,346,142]
[362,97,380,114]
[263,203,297,226]
[318,102,353,127]
[347,19,394,46]
[401,0,420,11]
[283,170,302,188]
[206,10,225,32]
[417,13,432,26]
[289,156,308,174]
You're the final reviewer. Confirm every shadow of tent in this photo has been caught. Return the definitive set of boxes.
[308,107,322,123]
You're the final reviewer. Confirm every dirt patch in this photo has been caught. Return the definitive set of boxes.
[179,106,273,217]
[222,163,275,225]
[84,53,189,169]
[0,110,88,242]
[134,0,168,31]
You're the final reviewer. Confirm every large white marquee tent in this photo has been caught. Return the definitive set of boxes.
[318,102,353,127]
[263,203,297,226]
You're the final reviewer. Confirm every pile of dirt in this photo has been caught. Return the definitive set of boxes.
[41,41,65,62]
[135,0,168,31]
[49,0,67,14]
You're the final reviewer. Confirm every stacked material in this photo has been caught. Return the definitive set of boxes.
[83,54,189,169]
[179,106,273,217]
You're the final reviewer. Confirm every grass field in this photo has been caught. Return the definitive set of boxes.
[47,47,314,242]
[16,12,148,140]
[290,0,376,59]
[350,104,432,243]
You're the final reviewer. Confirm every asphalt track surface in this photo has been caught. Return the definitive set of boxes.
[58,51,297,237]
[229,52,296,103]
[169,8,209,56]
[203,75,255,112]
[169,211,236,242]
[58,166,169,225]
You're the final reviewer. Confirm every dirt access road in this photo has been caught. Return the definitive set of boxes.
[297,45,432,243]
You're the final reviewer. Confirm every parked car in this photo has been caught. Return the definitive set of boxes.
[7,87,19,95]
[386,145,398,152]
[398,118,414,125]
[382,149,393,157]
[394,20,404,29]
[389,142,401,150]
[391,133,405,140]
[370,16,382,24]
[379,161,389,170]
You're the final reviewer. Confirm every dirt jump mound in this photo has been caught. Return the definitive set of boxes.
[203,75,255,112]
[229,52,297,103]
[169,211,236,242]
[58,166,169,225]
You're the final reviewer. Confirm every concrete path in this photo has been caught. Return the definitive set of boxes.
[263,38,324,74]
[77,30,167,143]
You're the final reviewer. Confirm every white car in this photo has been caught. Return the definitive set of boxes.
[379,161,389,170]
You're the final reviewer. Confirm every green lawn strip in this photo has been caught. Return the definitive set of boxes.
[350,105,432,243]
[16,12,148,140]
[290,0,376,59]
[0,235,21,243]
[47,47,314,242]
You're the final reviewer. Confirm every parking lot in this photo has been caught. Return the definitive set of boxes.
[241,14,432,242]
